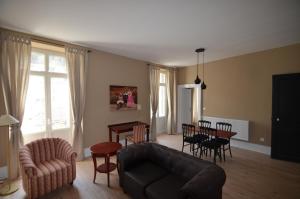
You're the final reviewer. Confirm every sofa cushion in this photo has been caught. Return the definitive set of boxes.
[123,161,168,199]
[146,173,188,199]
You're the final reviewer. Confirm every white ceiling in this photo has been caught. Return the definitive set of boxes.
[0,0,299,66]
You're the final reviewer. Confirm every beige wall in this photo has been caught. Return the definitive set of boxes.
[177,44,300,146]
[0,48,150,166]
[83,50,150,148]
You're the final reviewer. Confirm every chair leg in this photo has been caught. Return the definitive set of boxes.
[125,138,128,148]
[192,144,195,156]
[229,142,233,157]
[182,141,184,152]
[199,146,202,158]
[223,145,226,161]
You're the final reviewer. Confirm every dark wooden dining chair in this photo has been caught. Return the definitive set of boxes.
[182,123,197,155]
[199,127,223,163]
[194,120,211,156]
[214,122,233,161]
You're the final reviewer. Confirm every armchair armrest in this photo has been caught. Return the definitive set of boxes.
[19,146,38,177]
[56,139,77,163]
[181,166,226,199]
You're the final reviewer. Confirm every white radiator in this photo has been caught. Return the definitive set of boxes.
[203,116,249,141]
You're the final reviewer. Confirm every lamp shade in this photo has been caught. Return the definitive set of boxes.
[0,114,19,127]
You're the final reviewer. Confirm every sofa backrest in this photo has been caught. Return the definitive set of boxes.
[149,143,218,181]
[25,138,67,165]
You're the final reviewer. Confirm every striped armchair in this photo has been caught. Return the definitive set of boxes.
[125,125,146,147]
[19,138,77,199]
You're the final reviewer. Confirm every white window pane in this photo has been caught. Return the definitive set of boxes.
[159,85,166,117]
[51,77,70,130]
[49,55,67,73]
[22,75,46,134]
[160,73,166,84]
[31,52,45,71]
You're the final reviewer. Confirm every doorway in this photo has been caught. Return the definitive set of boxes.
[177,84,202,133]
[271,73,300,162]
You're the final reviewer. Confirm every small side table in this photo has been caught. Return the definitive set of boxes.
[90,142,122,187]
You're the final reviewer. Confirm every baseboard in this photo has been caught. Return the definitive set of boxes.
[231,139,271,155]
[0,166,7,180]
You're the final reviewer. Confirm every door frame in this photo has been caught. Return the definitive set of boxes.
[177,84,202,133]
[271,73,300,162]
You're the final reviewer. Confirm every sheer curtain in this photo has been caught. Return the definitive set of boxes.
[0,31,31,179]
[166,68,177,134]
[149,65,160,141]
[65,46,88,161]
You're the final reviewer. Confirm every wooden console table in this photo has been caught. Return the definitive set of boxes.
[108,121,150,143]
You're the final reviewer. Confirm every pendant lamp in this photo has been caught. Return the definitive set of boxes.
[201,49,207,90]
[194,48,204,84]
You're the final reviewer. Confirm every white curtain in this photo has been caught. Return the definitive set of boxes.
[65,46,88,161]
[0,31,31,179]
[149,65,160,141]
[166,68,177,134]
[192,87,202,124]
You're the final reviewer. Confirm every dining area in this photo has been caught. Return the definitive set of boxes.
[182,120,237,163]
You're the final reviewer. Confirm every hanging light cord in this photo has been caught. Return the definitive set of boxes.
[197,52,199,75]
[202,50,205,81]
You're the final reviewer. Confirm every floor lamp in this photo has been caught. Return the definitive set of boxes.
[0,114,19,196]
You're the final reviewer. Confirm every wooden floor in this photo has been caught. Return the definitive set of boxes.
[4,133,300,199]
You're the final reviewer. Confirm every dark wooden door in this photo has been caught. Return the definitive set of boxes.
[271,73,300,162]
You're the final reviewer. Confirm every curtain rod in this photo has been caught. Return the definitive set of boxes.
[32,38,91,53]
[147,63,176,70]
[0,27,91,53]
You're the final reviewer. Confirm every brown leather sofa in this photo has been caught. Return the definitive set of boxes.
[118,143,226,199]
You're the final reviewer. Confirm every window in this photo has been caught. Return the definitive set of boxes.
[158,72,167,117]
[22,48,71,143]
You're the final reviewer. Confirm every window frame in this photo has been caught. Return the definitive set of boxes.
[22,47,71,136]
[158,71,167,118]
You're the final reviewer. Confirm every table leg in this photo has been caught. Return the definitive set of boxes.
[116,134,119,143]
[106,155,110,187]
[109,129,112,142]
[92,155,97,183]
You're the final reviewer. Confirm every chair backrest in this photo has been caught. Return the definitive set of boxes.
[133,125,146,143]
[198,120,211,128]
[182,123,195,138]
[216,122,232,132]
[198,120,212,136]
[25,138,62,165]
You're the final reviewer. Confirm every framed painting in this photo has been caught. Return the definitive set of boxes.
[110,85,138,111]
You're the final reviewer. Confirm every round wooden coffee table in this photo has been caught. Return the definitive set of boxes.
[90,142,122,187]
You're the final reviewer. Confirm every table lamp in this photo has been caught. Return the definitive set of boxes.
[0,114,19,196]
